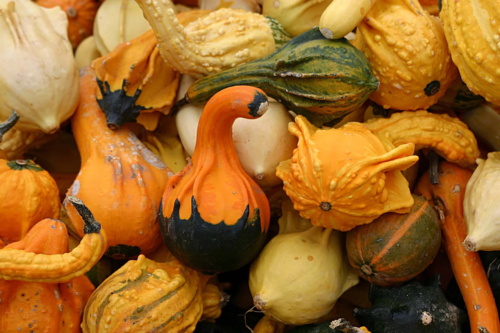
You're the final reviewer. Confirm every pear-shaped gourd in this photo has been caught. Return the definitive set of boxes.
[249,200,359,325]
[0,0,79,133]
[160,86,271,274]
[463,152,500,252]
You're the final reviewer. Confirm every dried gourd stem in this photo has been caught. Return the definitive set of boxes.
[169,97,189,117]
[244,305,264,333]
[220,291,231,309]
[330,318,367,333]
[0,110,19,142]
[428,150,440,185]
[67,196,102,234]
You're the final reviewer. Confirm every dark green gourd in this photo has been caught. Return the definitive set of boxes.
[179,27,379,127]
[354,276,468,333]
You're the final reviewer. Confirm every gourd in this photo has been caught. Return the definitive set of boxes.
[199,0,260,13]
[415,161,500,333]
[0,218,95,333]
[93,0,152,56]
[275,115,418,231]
[180,27,379,127]
[201,283,225,321]
[75,36,101,69]
[462,103,500,151]
[419,0,439,15]
[352,0,457,110]
[346,195,441,287]
[364,110,480,168]
[36,0,101,49]
[0,196,107,283]
[64,68,170,259]
[288,320,370,333]
[440,0,500,105]
[0,0,79,133]
[136,0,291,78]
[82,254,210,333]
[435,76,485,110]
[319,0,374,40]
[160,86,271,274]
[262,0,333,37]
[176,94,297,188]
[0,111,19,160]
[92,11,209,130]
[354,276,468,333]
[249,200,359,325]
[253,316,286,333]
[0,159,60,244]
[463,152,500,251]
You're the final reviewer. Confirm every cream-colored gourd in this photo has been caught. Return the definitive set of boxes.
[0,0,79,133]
[463,152,500,252]
[249,200,359,325]
[136,0,290,78]
[263,0,333,37]
[200,0,260,13]
[176,84,297,188]
[94,0,152,56]
[75,36,101,69]
[319,0,374,39]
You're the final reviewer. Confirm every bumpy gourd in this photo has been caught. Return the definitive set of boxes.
[0,159,60,244]
[92,11,209,130]
[160,86,271,274]
[82,254,209,333]
[440,0,500,105]
[249,202,359,325]
[353,0,457,110]
[276,115,418,231]
[135,0,291,78]
[0,0,79,133]
[200,283,225,321]
[0,196,107,283]
[0,219,95,333]
[64,68,170,259]
[364,110,480,168]
[463,152,500,252]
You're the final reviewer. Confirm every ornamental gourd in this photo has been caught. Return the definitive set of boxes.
[276,115,418,231]
[160,86,271,274]
[249,200,359,325]
[463,152,500,252]
[0,159,60,244]
[346,195,441,287]
[135,0,291,78]
[352,0,457,110]
[82,254,209,332]
[0,218,95,333]
[440,0,500,105]
[0,196,106,283]
[64,68,170,259]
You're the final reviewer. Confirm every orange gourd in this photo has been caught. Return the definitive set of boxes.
[160,86,271,274]
[64,67,170,259]
[0,219,95,332]
[36,0,102,49]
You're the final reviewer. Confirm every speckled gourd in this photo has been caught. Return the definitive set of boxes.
[440,0,500,105]
[135,0,291,78]
[275,115,418,231]
[353,0,458,110]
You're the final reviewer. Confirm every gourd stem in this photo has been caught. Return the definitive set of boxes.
[169,97,189,117]
[0,110,19,142]
[67,196,102,234]
[428,151,440,185]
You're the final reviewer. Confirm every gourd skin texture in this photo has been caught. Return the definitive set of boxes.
[65,68,170,259]
[464,152,500,251]
[353,0,457,110]
[249,206,359,325]
[83,254,209,333]
[0,160,60,244]
[276,115,418,231]
[441,0,500,105]
[160,86,271,274]
[200,283,224,321]
[136,0,290,78]
[346,195,441,287]
[0,0,79,133]
[0,220,94,333]
[364,110,480,168]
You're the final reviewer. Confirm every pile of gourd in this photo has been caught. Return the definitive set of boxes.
[0,0,499,331]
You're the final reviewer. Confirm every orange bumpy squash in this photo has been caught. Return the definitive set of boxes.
[276,115,418,231]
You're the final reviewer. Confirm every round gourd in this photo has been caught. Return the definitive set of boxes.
[0,159,60,244]
[75,36,101,69]
[346,195,441,286]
